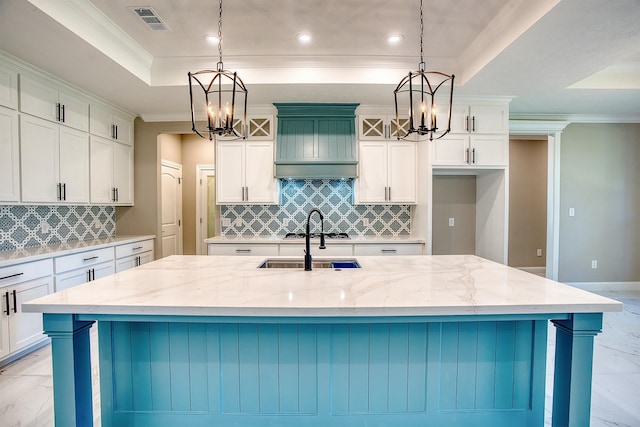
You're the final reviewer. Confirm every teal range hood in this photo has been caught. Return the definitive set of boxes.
[274,103,359,179]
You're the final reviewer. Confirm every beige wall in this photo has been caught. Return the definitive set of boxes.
[159,133,182,164]
[558,123,640,282]
[432,175,476,255]
[115,119,192,258]
[180,133,215,254]
[508,139,547,267]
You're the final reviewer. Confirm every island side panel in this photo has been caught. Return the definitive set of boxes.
[93,315,549,427]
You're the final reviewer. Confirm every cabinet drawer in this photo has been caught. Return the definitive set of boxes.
[353,243,424,256]
[54,247,114,273]
[55,260,114,292]
[208,244,279,256]
[115,239,154,259]
[279,244,353,257]
[0,259,53,286]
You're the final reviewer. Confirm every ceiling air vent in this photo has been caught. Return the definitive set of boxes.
[129,7,171,31]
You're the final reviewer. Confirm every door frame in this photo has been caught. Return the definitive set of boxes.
[195,164,215,255]
[161,159,183,257]
[509,120,570,281]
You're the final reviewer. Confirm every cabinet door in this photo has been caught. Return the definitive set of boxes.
[89,103,113,139]
[470,135,508,166]
[247,115,274,140]
[245,141,275,203]
[216,142,245,203]
[10,277,52,352]
[431,134,470,166]
[58,90,89,132]
[113,142,133,204]
[19,75,58,122]
[0,107,20,201]
[55,268,90,292]
[92,262,115,280]
[0,291,10,358]
[357,142,387,203]
[59,126,89,203]
[20,114,59,203]
[115,257,136,273]
[0,63,18,109]
[388,142,417,203]
[90,136,114,203]
[358,116,386,140]
[112,112,132,145]
[389,116,411,139]
[449,104,471,134]
[469,104,507,134]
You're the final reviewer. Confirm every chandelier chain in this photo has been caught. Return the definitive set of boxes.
[419,0,425,69]
[217,0,223,68]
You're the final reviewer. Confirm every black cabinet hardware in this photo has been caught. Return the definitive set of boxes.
[3,292,9,315]
[11,290,17,313]
[0,272,24,281]
[83,256,99,262]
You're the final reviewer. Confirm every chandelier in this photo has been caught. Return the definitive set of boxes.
[394,0,454,141]
[188,0,247,140]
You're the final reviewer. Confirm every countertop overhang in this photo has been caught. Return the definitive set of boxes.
[23,255,622,318]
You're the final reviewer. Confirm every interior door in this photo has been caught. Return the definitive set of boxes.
[161,161,183,258]
[196,167,216,255]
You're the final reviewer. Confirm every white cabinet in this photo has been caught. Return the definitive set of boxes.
[90,136,134,205]
[449,103,508,135]
[216,140,276,204]
[432,134,508,167]
[0,106,20,202]
[89,103,133,145]
[0,63,18,109]
[208,243,279,256]
[54,247,115,292]
[358,115,411,140]
[115,238,155,273]
[356,140,417,204]
[0,259,53,361]
[279,244,353,257]
[353,243,424,256]
[19,74,88,132]
[19,114,89,203]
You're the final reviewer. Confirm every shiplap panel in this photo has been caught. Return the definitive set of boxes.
[130,322,152,411]
[149,323,172,411]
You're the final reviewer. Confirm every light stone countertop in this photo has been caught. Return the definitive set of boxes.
[23,254,622,317]
[0,235,156,268]
[205,235,426,244]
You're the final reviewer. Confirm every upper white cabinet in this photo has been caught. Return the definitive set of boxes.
[19,74,89,132]
[90,136,134,205]
[358,115,411,140]
[0,63,18,109]
[20,114,90,203]
[218,115,275,141]
[0,106,20,202]
[356,140,417,204]
[90,103,133,145]
[216,140,276,204]
[432,101,509,168]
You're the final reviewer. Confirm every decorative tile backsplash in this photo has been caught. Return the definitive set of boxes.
[221,180,411,237]
[0,205,116,251]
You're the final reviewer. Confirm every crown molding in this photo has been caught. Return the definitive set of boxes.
[510,113,640,124]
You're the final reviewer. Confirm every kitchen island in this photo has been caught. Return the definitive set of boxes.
[23,255,621,427]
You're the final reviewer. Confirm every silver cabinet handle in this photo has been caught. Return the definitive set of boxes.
[132,246,143,251]
[0,272,24,281]
[472,116,476,132]
[465,148,470,164]
[472,148,476,164]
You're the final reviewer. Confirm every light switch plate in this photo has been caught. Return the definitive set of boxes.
[448,218,455,227]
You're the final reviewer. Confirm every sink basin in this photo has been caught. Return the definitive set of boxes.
[257,258,361,269]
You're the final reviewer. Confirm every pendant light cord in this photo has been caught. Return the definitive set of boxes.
[217,0,223,71]
[419,0,425,71]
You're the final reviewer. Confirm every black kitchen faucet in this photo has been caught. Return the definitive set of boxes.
[304,208,326,271]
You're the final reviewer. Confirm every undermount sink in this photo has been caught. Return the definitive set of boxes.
[258,258,361,269]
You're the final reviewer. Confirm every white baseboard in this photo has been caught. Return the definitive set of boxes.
[564,282,640,292]
[517,266,546,277]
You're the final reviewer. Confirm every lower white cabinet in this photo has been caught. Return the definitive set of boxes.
[0,259,53,361]
[353,243,424,256]
[115,239,155,273]
[54,247,115,292]
[208,244,279,256]
[279,244,353,257]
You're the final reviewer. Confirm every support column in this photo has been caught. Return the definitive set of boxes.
[43,313,95,427]
[551,313,602,427]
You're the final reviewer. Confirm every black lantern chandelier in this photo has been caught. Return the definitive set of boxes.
[188,0,247,141]
[394,0,454,141]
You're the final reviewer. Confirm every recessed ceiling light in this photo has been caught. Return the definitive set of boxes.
[387,34,404,44]
[205,34,220,44]
[297,33,312,44]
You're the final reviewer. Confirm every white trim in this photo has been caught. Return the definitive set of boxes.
[510,114,640,124]
[564,282,640,292]
[509,120,570,134]
[195,165,215,255]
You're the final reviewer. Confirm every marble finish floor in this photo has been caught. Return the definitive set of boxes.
[1,290,638,427]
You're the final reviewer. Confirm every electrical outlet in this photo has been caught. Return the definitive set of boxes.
[569,208,575,217]
[448,218,455,227]
[282,218,290,227]
[93,220,102,229]
[40,220,50,234]
[536,249,542,257]
[222,218,231,227]
[591,260,598,269]
[362,218,369,226]
[234,218,242,227]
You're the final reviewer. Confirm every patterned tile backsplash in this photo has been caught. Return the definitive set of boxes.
[221,179,411,237]
[0,205,116,251]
